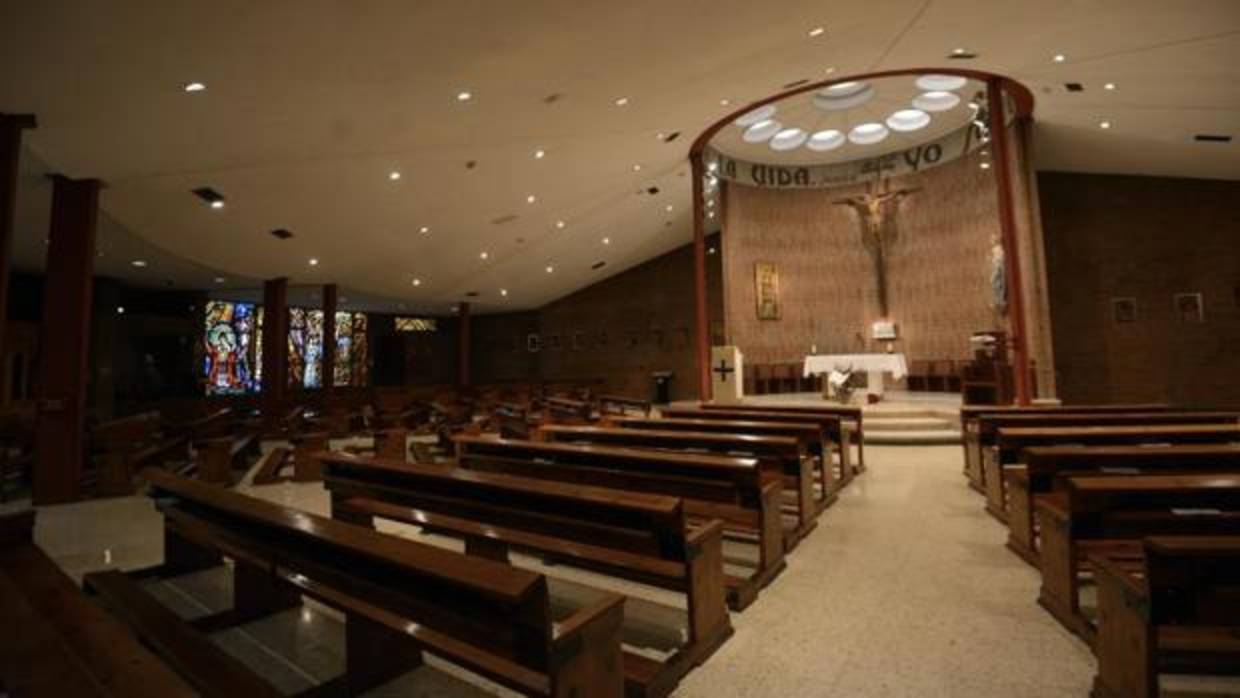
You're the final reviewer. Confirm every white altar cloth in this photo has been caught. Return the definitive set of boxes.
[803,353,908,380]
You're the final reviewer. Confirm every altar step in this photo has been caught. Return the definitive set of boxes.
[863,412,961,445]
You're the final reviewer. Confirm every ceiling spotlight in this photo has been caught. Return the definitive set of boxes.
[116,306,126,315]
[183,82,206,93]
[1099,120,1112,129]
[546,265,554,273]
[479,251,489,260]
[1053,54,1066,62]
[210,200,225,209]
[952,48,968,55]
[808,26,825,37]
[388,171,401,181]
[824,66,837,74]
[456,90,472,101]
[412,278,422,286]
[720,98,731,106]
[614,97,629,106]
[555,220,566,229]
[980,162,991,170]
[419,226,430,234]
[1104,82,1116,90]
[309,258,319,266]
[665,204,674,212]
[526,194,537,204]
[500,289,508,297]
[602,237,611,245]
[632,164,642,172]
[534,149,545,159]
[131,259,148,268]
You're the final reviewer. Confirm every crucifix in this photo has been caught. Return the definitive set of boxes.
[713,357,735,383]
[834,178,919,317]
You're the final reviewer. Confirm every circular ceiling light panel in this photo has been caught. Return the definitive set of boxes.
[807,129,846,151]
[848,122,889,145]
[770,128,809,151]
[734,104,777,127]
[812,81,875,111]
[913,90,961,112]
[915,74,967,91]
[886,108,931,132]
[743,119,783,143]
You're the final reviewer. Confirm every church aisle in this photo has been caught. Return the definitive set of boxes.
[672,445,1096,697]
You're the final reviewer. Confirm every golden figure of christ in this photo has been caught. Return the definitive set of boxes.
[833,182,919,317]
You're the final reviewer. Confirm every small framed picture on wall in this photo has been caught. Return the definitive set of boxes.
[1111,297,1137,325]
[526,334,541,353]
[1173,292,1204,323]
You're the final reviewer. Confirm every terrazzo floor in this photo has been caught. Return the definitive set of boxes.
[9,442,1102,697]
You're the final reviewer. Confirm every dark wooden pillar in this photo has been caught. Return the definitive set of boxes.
[690,153,711,401]
[987,79,1032,405]
[261,278,289,416]
[0,114,37,377]
[34,176,101,504]
[321,284,337,393]
[458,302,471,389]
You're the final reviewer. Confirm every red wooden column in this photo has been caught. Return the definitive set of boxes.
[458,302,471,388]
[987,78,1032,405]
[690,152,711,401]
[261,278,289,416]
[34,176,102,504]
[0,114,37,373]
[321,284,337,394]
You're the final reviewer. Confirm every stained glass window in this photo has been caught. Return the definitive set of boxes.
[350,312,368,386]
[203,301,257,395]
[288,308,325,389]
[334,311,353,386]
[395,316,436,332]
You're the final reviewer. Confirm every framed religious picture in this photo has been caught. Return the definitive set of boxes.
[1173,292,1204,323]
[754,262,781,320]
[526,333,540,352]
[1111,297,1137,324]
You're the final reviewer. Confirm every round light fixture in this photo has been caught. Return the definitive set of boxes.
[734,104,777,127]
[812,81,874,111]
[913,90,961,112]
[807,129,846,151]
[742,119,783,143]
[915,74,967,91]
[886,109,931,132]
[848,122,889,145]
[770,128,809,151]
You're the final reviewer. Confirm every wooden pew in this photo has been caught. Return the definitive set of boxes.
[1006,444,1240,564]
[290,430,331,481]
[1035,473,1240,639]
[0,510,198,698]
[536,423,823,547]
[453,435,785,610]
[1091,536,1240,698]
[599,394,653,418]
[697,402,866,472]
[544,396,594,424]
[961,404,1181,490]
[188,433,259,486]
[984,422,1240,521]
[343,427,410,461]
[85,470,626,698]
[90,412,191,496]
[320,452,731,698]
[659,407,853,482]
[610,416,837,496]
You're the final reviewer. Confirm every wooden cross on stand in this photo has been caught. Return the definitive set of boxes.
[713,358,735,383]
[834,178,919,317]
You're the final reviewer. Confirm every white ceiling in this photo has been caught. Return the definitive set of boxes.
[2,0,1237,314]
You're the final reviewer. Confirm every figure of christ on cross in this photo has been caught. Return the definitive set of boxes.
[833,179,919,317]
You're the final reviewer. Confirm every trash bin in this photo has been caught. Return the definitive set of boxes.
[651,371,673,405]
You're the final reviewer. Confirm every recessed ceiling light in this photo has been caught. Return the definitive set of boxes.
[720,99,731,106]
[1053,54,1066,62]
[614,97,629,106]
[813,82,875,111]
[808,26,825,37]
[665,204,674,212]
[770,127,809,150]
[116,306,125,314]
[743,119,783,143]
[980,162,991,170]
[546,265,554,273]
[210,200,225,210]
[848,122,889,145]
[479,251,489,260]
[419,226,430,234]
[412,278,422,286]
[1099,120,1112,129]
[526,194,537,204]
[555,220,566,229]
[602,237,610,245]
[913,90,961,112]
[456,90,472,101]
[734,104,777,127]
[825,66,836,74]
[131,259,148,267]
[183,82,206,93]
[534,149,545,159]
[886,109,931,132]
[309,258,319,266]
[388,171,401,181]
[632,164,642,172]
[1104,82,1116,90]
[500,289,508,297]
[952,48,968,55]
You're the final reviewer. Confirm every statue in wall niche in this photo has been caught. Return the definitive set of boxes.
[834,178,919,317]
[989,234,1008,316]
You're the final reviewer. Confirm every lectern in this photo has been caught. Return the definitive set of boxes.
[710,346,744,404]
